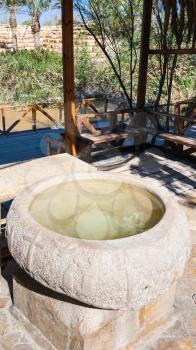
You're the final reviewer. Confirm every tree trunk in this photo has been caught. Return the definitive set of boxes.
[31,15,41,50]
[166,54,178,130]
[154,55,168,110]
[8,5,17,52]
[166,54,178,113]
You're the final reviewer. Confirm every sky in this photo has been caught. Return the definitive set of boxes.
[0,5,61,25]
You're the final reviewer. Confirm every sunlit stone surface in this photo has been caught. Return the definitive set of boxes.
[6,173,190,310]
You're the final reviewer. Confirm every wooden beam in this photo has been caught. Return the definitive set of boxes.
[149,48,196,55]
[147,109,196,122]
[1,108,6,134]
[159,133,196,148]
[136,0,153,109]
[62,0,77,156]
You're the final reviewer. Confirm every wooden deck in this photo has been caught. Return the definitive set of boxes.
[0,128,64,167]
[0,127,195,202]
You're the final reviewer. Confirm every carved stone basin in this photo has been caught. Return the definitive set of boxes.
[6,173,190,310]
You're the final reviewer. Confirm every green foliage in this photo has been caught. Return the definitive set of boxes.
[20,19,31,25]
[173,56,196,101]
[0,46,195,106]
[0,50,63,105]
[146,54,196,104]
[24,0,52,17]
[75,0,141,105]
[0,48,119,105]
[0,0,24,7]
[74,44,95,95]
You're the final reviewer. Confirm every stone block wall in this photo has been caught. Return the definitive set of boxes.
[0,24,100,57]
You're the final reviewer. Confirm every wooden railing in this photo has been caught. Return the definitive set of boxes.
[0,97,195,137]
[147,109,196,135]
[151,98,196,115]
[0,97,123,135]
[0,104,65,135]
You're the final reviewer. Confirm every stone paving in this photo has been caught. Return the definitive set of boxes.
[107,149,196,349]
[0,150,195,350]
[0,277,42,350]
[151,203,196,350]
[175,204,196,347]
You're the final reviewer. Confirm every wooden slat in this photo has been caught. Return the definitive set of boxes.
[82,132,128,144]
[159,133,196,148]
[0,218,6,225]
[126,127,156,135]
[149,48,196,55]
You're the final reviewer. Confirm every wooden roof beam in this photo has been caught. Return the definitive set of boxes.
[149,48,196,55]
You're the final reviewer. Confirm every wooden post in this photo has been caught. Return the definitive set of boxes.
[104,98,108,113]
[136,0,153,110]
[133,0,152,146]
[32,106,37,131]
[1,108,6,134]
[58,105,63,123]
[62,0,77,156]
[174,103,181,116]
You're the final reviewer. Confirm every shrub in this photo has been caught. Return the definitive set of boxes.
[0,49,63,105]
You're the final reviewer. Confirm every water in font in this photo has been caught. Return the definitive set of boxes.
[30,179,164,240]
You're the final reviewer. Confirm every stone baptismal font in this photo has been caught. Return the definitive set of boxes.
[6,173,190,350]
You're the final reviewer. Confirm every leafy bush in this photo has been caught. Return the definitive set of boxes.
[0,50,63,105]
[0,48,195,106]
[74,44,122,97]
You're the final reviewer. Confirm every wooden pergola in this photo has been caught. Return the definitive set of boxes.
[62,0,196,156]
[62,0,77,156]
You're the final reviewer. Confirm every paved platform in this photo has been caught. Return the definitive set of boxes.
[0,153,97,203]
[108,147,195,203]
[105,147,196,347]
[0,277,44,350]
[0,150,195,349]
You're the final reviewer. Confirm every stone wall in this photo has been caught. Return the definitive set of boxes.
[0,24,100,56]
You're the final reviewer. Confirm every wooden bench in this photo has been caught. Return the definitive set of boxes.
[46,105,158,162]
[81,131,128,144]
[46,131,128,163]
[159,133,196,155]
[46,126,156,163]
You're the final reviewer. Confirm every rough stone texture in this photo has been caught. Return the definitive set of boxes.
[6,173,191,310]
[12,270,177,350]
[0,153,97,202]
[0,24,103,58]
[1,234,193,350]
[174,204,196,348]
[156,338,193,350]
[1,152,195,349]
[0,276,46,350]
